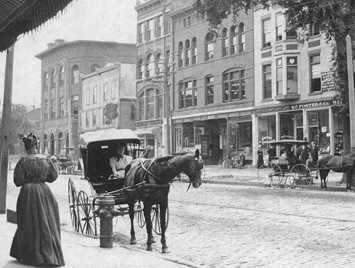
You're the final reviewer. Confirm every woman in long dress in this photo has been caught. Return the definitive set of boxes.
[10,133,65,267]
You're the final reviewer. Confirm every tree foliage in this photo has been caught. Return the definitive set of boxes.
[194,0,355,152]
[0,104,28,154]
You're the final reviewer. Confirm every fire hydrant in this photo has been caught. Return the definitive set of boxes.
[93,195,120,248]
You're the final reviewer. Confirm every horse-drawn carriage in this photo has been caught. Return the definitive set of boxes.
[257,139,318,188]
[67,128,203,252]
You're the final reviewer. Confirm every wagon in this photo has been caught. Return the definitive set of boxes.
[257,139,318,188]
[67,129,169,237]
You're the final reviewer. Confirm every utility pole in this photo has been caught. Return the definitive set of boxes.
[346,34,355,152]
[0,45,14,214]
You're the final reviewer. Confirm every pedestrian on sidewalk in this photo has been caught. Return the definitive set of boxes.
[257,145,264,169]
[10,133,65,267]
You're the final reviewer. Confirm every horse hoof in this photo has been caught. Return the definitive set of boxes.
[130,239,137,245]
[162,247,170,253]
[146,247,153,252]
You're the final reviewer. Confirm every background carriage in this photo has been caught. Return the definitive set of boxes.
[67,129,168,237]
[257,139,319,188]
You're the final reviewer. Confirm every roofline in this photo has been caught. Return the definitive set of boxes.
[35,40,136,59]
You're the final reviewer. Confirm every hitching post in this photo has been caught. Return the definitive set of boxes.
[94,195,120,248]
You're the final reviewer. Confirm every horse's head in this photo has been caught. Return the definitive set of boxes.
[183,149,203,188]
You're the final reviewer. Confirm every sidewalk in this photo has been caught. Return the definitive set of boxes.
[0,212,198,268]
[194,165,348,191]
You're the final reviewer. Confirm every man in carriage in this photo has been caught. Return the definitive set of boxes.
[109,142,133,179]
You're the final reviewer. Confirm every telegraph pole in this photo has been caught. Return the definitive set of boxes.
[0,45,14,214]
[346,34,355,152]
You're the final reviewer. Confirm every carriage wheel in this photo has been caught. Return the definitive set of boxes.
[68,178,79,232]
[134,201,145,228]
[290,164,313,186]
[269,163,283,187]
[151,204,169,235]
[257,164,273,185]
[77,190,97,236]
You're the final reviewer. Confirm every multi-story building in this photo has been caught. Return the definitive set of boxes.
[135,0,172,156]
[254,5,342,162]
[81,63,136,133]
[35,40,136,160]
[136,1,347,165]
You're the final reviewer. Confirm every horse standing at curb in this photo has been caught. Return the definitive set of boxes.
[124,149,203,253]
[318,153,355,190]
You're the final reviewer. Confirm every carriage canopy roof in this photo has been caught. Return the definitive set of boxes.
[79,129,140,148]
[263,139,309,146]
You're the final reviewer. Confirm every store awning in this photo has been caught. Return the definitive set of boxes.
[0,0,75,52]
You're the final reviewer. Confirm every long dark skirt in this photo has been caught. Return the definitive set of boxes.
[10,183,65,267]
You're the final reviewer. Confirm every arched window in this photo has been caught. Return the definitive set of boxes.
[137,58,144,79]
[90,64,100,72]
[191,37,197,64]
[155,53,162,75]
[51,69,56,89]
[230,26,237,54]
[221,28,228,56]
[157,89,163,118]
[185,39,191,66]
[146,88,155,119]
[178,41,183,68]
[59,66,64,87]
[71,65,80,84]
[238,23,245,53]
[205,33,214,61]
[58,132,63,151]
[146,53,154,78]
[310,21,321,36]
[44,72,49,91]
[138,92,144,121]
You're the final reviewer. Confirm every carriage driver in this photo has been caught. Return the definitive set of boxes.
[109,142,133,179]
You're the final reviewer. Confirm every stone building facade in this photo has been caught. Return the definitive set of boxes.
[35,40,136,160]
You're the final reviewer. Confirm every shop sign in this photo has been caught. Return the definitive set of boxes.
[321,71,335,92]
[290,101,332,110]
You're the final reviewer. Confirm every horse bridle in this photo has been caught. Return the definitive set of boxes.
[186,156,203,191]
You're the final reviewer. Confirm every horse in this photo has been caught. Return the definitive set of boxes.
[317,153,355,190]
[124,149,203,253]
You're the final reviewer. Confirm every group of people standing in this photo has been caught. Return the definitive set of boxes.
[257,140,319,169]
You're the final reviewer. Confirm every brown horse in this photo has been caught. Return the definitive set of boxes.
[318,153,355,190]
[124,149,203,253]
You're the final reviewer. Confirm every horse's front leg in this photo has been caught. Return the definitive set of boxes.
[160,198,169,253]
[143,201,153,251]
[346,170,353,190]
[128,202,137,244]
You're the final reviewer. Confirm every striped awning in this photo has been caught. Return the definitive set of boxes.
[0,0,75,52]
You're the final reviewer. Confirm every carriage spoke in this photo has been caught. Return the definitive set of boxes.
[77,190,97,236]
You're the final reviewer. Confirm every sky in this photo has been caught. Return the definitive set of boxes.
[0,0,137,108]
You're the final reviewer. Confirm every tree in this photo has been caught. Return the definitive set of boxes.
[194,0,355,153]
[0,103,27,154]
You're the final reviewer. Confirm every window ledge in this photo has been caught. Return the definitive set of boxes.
[274,94,300,101]
[308,91,322,96]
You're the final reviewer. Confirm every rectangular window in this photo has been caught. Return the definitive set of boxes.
[92,86,97,103]
[231,27,237,54]
[179,80,197,109]
[156,15,163,37]
[263,64,272,99]
[147,19,154,41]
[138,95,144,121]
[86,88,90,105]
[103,82,108,101]
[111,80,116,99]
[59,97,64,117]
[287,57,298,94]
[276,58,283,95]
[92,110,97,126]
[85,112,89,127]
[50,100,56,119]
[146,89,155,119]
[262,18,271,48]
[157,92,163,118]
[310,54,321,93]
[138,23,144,42]
[206,76,214,105]
[206,43,214,60]
[275,12,283,41]
[223,70,246,102]
[286,21,297,39]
